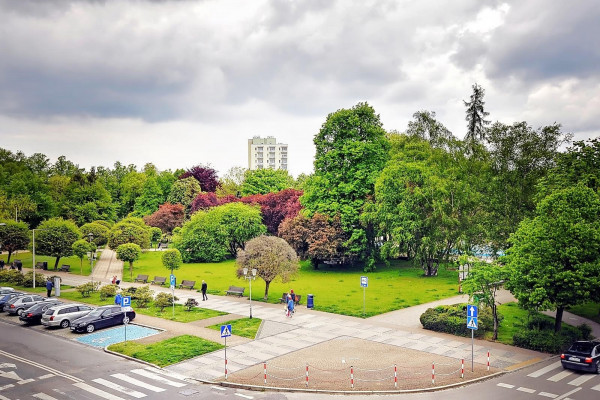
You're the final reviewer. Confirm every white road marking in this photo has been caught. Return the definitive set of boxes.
[37,374,55,380]
[568,374,596,386]
[73,382,128,400]
[0,394,10,400]
[0,384,14,391]
[538,392,558,398]
[17,378,35,384]
[212,386,227,391]
[517,387,536,393]
[528,361,562,378]
[0,370,22,381]
[111,373,166,392]
[130,368,186,387]
[547,370,573,382]
[591,382,600,391]
[234,394,254,399]
[555,387,581,400]
[0,349,83,383]
[144,367,187,381]
[33,393,59,400]
[497,383,515,388]
[93,378,147,398]
[0,363,16,369]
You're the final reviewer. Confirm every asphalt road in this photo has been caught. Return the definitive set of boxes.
[1,318,599,400]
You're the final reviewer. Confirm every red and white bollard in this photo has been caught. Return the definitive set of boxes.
[351,366,354,389]
[394,364,398,389]
[225,358,228,380]
[306,364,309,387]
[264,363,267,384]
[487,351,490,371]
[432,362,435,385]
[461,359,464,379]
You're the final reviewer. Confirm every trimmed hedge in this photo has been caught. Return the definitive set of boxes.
[419,303,498,338]
[513,321,591,353]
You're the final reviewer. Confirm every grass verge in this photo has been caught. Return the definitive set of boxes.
[107,335,223,367]
[1,251,99,277]
[207,317,262,339]
[567,302,600,324]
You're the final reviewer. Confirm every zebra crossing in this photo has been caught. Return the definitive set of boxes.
[28,367,191,399]
[496,360,600,398]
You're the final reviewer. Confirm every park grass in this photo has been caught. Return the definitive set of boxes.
[0,282,48,294]
[0,251,98,277]
[567,302,600,324]
[58,290,227,322]
[119,252,460,317]
[107,335,223,367]
[207,317,262,339]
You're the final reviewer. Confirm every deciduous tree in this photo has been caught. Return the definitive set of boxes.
[236,235,299,300]
[240,168,294,196]
[0,220,30,263]
[161,248,182,274]
[116,243,142,280]
[72,239,92,275]
[79,222,110,247]
[34,218,81,269]
[179,165,220,192]
[143,203,185,234]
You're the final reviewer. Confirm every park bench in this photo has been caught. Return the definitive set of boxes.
[150,276,167,285]
[134,274,149,283]
[59,264,70,272]
[226,285,245,297]
[279,293,302,305]
[157,242,168,250]
[178,280,195,290]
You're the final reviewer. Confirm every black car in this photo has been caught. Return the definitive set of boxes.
[70,305,135,333]
[19,300,62,325]
[0,292,23,310]
[561,340,600,373]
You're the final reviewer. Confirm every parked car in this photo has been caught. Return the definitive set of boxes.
[41,303,95,328]
[0,292,23,310]
[19,300,63,325]
[561,340,600,373]
[4,294,47,316]
[71,305,135,333]
[0,287,15,293]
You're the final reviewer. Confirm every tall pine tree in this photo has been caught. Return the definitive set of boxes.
[464,83,490,143]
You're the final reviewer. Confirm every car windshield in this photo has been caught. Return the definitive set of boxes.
[569,342,594,354]
[88,309,107,317]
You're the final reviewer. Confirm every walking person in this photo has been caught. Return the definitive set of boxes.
[111,275,117,285]
[286,294,294,318]
[46,279,53,298]
[201,280,208,301]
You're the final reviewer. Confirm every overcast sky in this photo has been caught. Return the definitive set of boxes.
[1,0,598,177]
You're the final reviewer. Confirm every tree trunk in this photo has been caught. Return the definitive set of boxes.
[264,280,271,300]
[80,259,83,275]
[492,303,498,341]
[555,306,564,332]
[129,261,133,280]
[311,258,320,270]
[6,251,12,263]
[54,257,61,270]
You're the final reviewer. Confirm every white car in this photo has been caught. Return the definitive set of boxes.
[41,304,95,328]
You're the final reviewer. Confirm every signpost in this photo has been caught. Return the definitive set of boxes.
[170,274,176,318]
[466,304,478,371]
[121,296,132,342]
[221,324,232,380]
[360,276,368,317]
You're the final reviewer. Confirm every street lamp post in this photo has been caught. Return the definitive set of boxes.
[88,233,94,285]
[242,267,257,319]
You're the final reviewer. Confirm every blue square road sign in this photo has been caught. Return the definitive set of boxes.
[220,324,232,338]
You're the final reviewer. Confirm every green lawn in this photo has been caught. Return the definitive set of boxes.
[568,302,600,324]
[1,251,98,277]
[107,335,223,367]
[120,252,459,317]
[58,291,227,322]
[207,317,262,339]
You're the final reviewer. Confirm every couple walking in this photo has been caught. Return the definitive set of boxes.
[286,289,296,318]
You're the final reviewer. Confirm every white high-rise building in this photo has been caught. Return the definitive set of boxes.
[248,136,288,171]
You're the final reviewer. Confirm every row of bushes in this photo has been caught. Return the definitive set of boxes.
[419,304,499,338]
[512,315,592,353]
[0,269,53,288]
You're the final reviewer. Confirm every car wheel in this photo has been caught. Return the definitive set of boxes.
[86,324,95,333]
[60,319,70,328]
[16,308,24,316]
[122,316,130,324]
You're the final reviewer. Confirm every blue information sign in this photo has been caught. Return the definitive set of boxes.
[170,274,176,288]
[220,324,232,338]
[360,276,368,288]
[467,316,478,330]
[467,304,478,318]
[121,296,131,307]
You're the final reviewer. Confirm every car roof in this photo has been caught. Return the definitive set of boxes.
[48,303,90,311]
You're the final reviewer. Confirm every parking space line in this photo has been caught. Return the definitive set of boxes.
[497,383,514,388]
[37,374,55,380]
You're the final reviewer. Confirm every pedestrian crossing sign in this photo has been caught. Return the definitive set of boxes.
[467,316,478,330]
[220,324,232,338]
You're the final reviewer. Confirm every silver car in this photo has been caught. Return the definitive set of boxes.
[41,303,94,328]
[4,295,47,316]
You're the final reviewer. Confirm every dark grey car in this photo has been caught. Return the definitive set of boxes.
[4,294,47,316]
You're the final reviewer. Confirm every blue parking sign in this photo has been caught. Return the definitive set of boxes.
[170,274,176,288]
[121,296,131,307]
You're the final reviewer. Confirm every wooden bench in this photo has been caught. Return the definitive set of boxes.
[178,280,195,290]
[280,293,302,305]
[59,265,70,272]
[226,285,245,297]
[134,274,149,283]
[157,242,168,250]
[150,276,166,285]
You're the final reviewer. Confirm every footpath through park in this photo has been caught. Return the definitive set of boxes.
[41,249,600,391]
